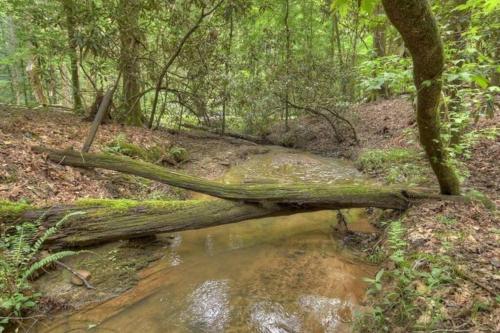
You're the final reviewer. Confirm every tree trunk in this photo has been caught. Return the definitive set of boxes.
[284,0,291,131]
[26,56,48,106]
[12,199,280,248]
[4,18,23,105]
[118,0,142,126]
[16,147,464,248]
[61,0,83,114]
[373,4,389,99]
[221,6,234,135]
[181,123,269,145]
[82,89,115,152]
[33,147,461,209]
[382,0,461,195]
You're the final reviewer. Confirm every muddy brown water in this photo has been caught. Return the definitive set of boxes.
[36,148,378,333]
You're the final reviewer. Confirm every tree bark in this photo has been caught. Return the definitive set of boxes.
[382,0,461,195]
[82,89,115,152]
[26,56,48,106]
[13,199,280,247]
[61,0,83,114]
[283,0,291,131]
[118,0,143,126]
[33,147,462,210]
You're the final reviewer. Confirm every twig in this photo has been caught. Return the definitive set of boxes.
[55,260,95,290]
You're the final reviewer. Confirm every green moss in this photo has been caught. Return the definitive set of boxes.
[357,148,416,170]
[0,200,31,220]
[169,147,189,163]
[464,189,496,211]
[104,134,190,165]
[357,148,430,186]
[104,133,163,163]
[75,198,202,213]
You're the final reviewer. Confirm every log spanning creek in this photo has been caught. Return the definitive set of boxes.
[37,148,379,333]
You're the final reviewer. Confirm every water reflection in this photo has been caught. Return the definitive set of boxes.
[183,280,231,332]
[250,301,302,333]
[298,295,353,332]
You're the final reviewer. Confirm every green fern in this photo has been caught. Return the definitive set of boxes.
[28,211,84,262]
[1,211,87,329]
[21,251,78,282]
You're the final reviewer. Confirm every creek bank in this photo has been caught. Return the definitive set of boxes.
[2,99,498,332]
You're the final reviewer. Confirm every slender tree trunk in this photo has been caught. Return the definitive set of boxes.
[26,55,48,106]
[4,18,23,104]
[61,0,83,113]
[35,146,462,207]
[382,0,461,195]
[118,0,143,126]
[19,59,29,105]
[148,2,222,128]
[373,4,389,99]
[284,0,292,131]
[222,7,234,135]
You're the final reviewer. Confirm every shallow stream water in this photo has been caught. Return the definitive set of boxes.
[37,148,378,333]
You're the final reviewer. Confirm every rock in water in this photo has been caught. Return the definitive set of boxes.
[70,270,91,286]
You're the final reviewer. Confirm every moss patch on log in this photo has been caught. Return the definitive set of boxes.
[0,200,31,220]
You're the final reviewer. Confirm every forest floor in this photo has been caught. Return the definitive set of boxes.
[280,99,499,332]
[1,98,498,332]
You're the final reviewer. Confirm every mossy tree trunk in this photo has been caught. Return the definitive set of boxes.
[6,147,464,248]
[61,0,83,114]
[382,0,461,195]
[118,0,143,126]
[34,146,419,209]
[12,200,281,248]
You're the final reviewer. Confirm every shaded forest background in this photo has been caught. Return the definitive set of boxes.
[0,0,497,136]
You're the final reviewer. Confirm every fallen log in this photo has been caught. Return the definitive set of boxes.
[11,199,281,247]
[3,148,464,247]
[33,146,419,210]
[181,123,270,145]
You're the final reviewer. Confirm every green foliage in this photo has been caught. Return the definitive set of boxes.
[357,148,430,185]
[169,146,189,163]
[0,212,83,330]
[355,220,456,332]
[358,55,414,98]
[104,134,189,165]
[0,200,30,220]
[104,134,157,161]
[464,189,496,210]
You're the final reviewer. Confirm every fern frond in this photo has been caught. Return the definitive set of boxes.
[28,211,85,261]
[21,251,78,282]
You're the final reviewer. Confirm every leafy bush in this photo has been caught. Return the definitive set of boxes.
[358,55,414,99]
[0,212,84,331]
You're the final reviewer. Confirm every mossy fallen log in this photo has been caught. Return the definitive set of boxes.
[7,199,280,247]
[1,147,464,247]
[32,146,436,210]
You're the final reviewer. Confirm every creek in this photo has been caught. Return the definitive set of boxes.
[37,148,378,333]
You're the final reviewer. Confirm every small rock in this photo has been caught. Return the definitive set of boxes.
[70,270,91,286]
